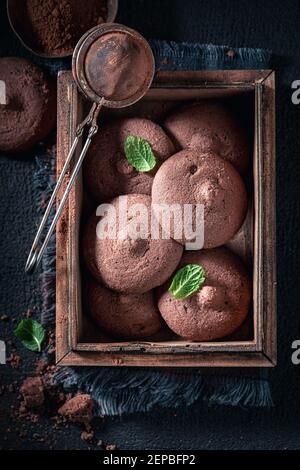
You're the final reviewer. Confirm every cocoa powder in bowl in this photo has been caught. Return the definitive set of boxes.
[24,0,108,56]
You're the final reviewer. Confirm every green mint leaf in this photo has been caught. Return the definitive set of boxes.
[168,264,206,300]
[14,319,45,352]
[124,135,157,172]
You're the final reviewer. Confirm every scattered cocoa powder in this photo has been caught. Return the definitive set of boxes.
[58,394,94,425]
[14,401,40,423]
[81,430,94,442]
[4,348,104,447]
[35,359,48,375]
[25,0,108,55]
[106,443,117,451]
[20,377,45,409]
[7,354,22,369]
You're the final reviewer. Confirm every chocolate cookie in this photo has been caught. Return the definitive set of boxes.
[0,58,56,153]
[86,279,163,339]
[82,194,183,293]
[151,149,247,248]
[84,117,175,201]
[164,102,249,173]
[157,247,251,341]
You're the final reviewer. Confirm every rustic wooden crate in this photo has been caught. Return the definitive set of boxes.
[56,70,276,367]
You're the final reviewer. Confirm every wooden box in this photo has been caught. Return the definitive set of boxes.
[56,70,276,367]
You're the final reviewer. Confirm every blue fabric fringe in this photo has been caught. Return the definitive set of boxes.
[35,40,273,415]
[53,367,273,416]
[150,40,272,70]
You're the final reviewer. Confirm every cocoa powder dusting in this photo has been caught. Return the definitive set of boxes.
[25,0,108,55]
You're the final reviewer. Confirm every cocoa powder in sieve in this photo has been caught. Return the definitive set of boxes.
[25,0,108,55]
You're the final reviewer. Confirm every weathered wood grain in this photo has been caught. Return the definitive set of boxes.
[56,70,276,367]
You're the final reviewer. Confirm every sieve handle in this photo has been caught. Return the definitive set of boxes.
[25,100,103,274]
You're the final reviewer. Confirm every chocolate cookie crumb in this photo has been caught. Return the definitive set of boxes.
[106,443,117,450]
[20,377,45,408]
[58,394,94,425]
[81,430,94,442]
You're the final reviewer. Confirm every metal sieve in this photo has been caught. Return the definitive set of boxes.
[25,23,155,273]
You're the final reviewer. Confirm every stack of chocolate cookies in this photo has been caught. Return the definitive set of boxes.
[82,103,252,341]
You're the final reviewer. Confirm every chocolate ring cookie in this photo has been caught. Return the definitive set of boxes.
[86,279,163,339]
[0,57,56,153]
[164,102,249,174]
[157,247,251,341]
[82,194,183,293]
[84,117,175,201]
[151,149,247,248]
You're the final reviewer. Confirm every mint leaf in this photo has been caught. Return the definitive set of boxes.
[124,135,157,172]
[14,319,45,352]
[169,264,205,300]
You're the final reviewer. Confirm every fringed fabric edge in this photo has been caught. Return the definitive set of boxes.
[53,367,273,416]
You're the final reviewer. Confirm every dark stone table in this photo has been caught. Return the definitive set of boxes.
[1,0,299,450]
